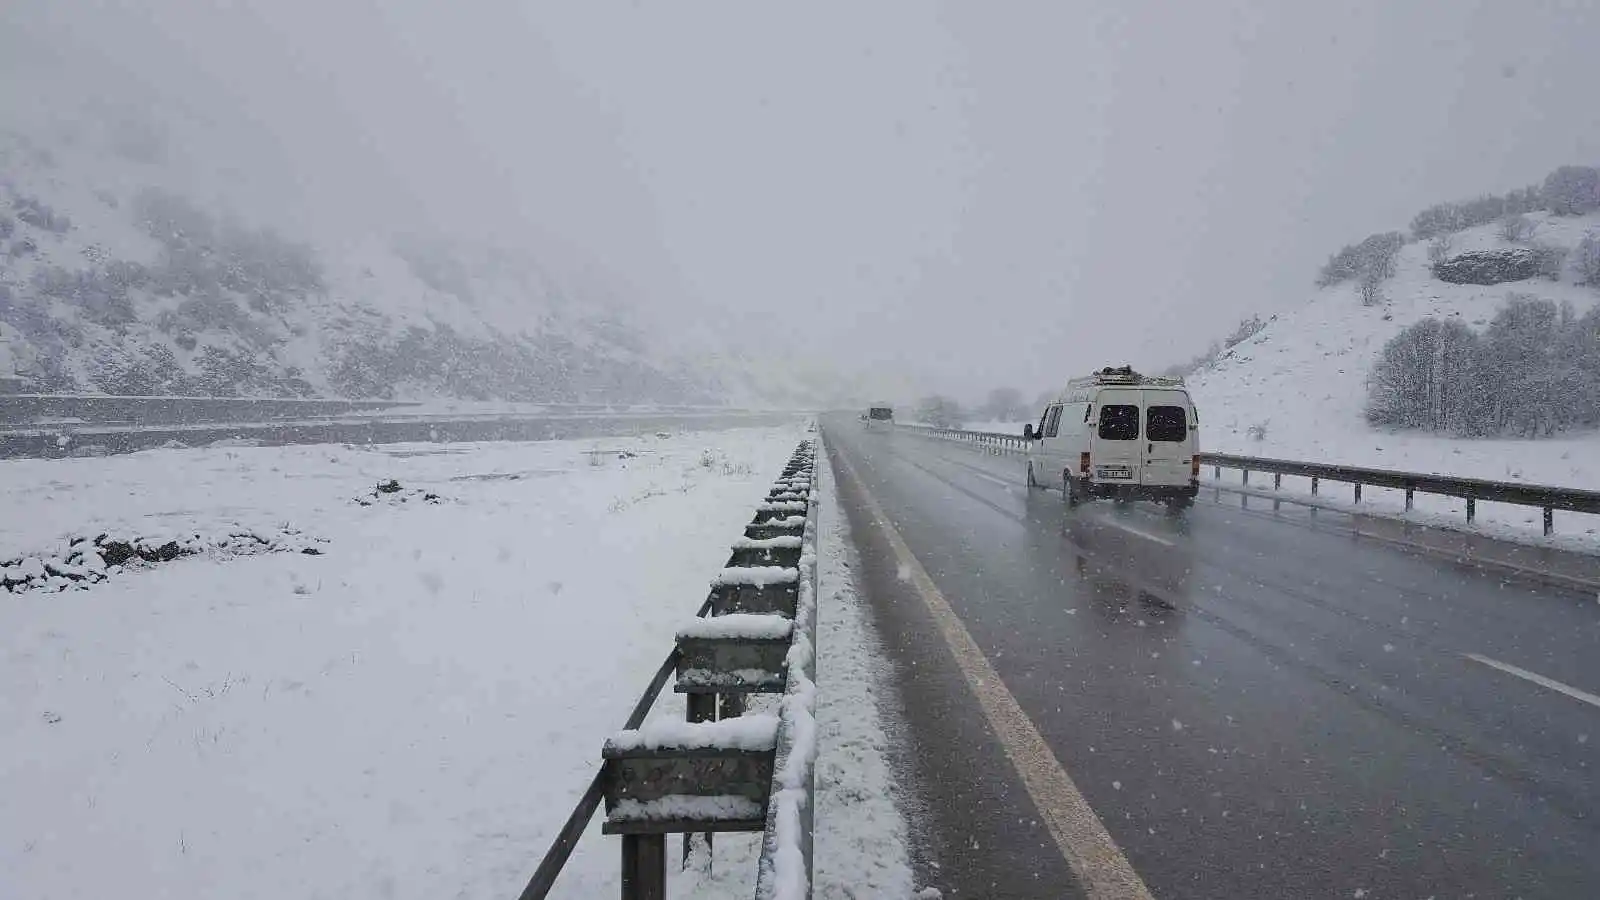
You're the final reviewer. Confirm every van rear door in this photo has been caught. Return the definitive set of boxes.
[1090,389,1142,484]
[1141,390,1193,487]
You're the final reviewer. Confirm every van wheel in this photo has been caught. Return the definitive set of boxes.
[1064,471,1080,507]
[1026,463,1039,489]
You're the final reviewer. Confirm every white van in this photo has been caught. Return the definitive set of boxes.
[1023,366,1200,509]
[864,405,894,431]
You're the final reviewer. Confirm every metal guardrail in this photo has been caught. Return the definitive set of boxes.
[754,455,820,900]
[894,422,1027,453]
[516,439,820,900]
[895,422,1600,537]
[1202,452,1600,536]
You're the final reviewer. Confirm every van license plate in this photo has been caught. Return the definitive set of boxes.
[1096,465,1132,479]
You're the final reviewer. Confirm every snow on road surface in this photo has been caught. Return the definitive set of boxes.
[2,426,824,899]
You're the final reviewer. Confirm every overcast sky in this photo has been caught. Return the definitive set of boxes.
[5,0,1598,405]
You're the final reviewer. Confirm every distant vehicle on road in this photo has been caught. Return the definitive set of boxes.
[1023,366,1199,510]
[865,405,894,430]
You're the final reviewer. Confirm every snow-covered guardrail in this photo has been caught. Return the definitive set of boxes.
[897,422,1600,537]
[1202,452,1600,537]
[894,421,1028,453]
[517,440,819,900]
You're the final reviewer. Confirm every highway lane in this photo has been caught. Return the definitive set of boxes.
[825,416,1600,899]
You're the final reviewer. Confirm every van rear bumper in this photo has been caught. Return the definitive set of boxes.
[1083,480,1199,501]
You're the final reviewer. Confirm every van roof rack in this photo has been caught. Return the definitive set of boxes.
[1070,366,1186,388]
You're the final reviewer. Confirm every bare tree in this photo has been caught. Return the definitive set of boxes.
[1366,318,1483,433]
[1576,231,1600,286]
[1498,213,1539,243]
[1359,270,1386,307]
[1426,234,1453,264]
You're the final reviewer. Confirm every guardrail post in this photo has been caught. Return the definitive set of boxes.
[1466,497,1476,524]
[1241,470,1249,509]
[1311,476,1319,496]
[1354,482,1362,504]
[1544,507,1554,536]
[621,834,666,900]
[682,691,718,870]
[1273,473,1282,512]
[1405,487,1414,511]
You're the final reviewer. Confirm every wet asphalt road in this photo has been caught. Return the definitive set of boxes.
[824,416,1600,900]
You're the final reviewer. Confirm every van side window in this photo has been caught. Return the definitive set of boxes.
[1147,406,1187,442]
[1080,402,1092,423]
[1045,404,1063,437]
[1097,405,1139,440]
[1035,407,1050,438]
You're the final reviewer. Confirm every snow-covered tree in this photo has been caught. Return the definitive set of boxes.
[980,387,1025,422]
[1366,318,1483,432]
[1575,231,1600,286]
[915,395,963,428]
[1541,165,1600,216]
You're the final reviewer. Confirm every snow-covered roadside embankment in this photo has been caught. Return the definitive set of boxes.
[663,445,917,900]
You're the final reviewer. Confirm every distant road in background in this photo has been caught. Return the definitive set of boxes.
[0,393,806,458]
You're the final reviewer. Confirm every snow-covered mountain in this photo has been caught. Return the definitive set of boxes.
[0,75,839,406]
[1188,210,1600,487]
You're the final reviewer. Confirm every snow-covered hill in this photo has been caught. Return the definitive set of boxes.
[0,74,833,407]
[1188,211,1600,488]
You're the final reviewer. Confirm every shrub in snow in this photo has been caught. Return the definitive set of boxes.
[1409,186,1542,240]
[3,527,325,594]
[1576,232,1600,286]
[1497,213,1539,243]
[1246,421,1269,442]
[1531,244,1569,282]
[1431,248,1541,285]
[1541,165,1600,216]
[1316,231,1403,288]
[353,479,442,506]
[10,194,72,233]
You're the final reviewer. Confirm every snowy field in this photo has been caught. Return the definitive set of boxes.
[2,425,835,898]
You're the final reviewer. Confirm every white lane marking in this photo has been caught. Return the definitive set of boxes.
[1103,521,1175,548]
[836,451,1154,900]
[1462,653,1600,710]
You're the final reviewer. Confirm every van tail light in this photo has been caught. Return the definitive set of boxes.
[1080,452,1091,475]
[1191,455,1201,479]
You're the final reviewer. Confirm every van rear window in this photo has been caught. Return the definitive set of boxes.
[1097,405,1139,440]
[1147,406,1187,442]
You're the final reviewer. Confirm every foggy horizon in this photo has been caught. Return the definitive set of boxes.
[4,0,1598,407]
